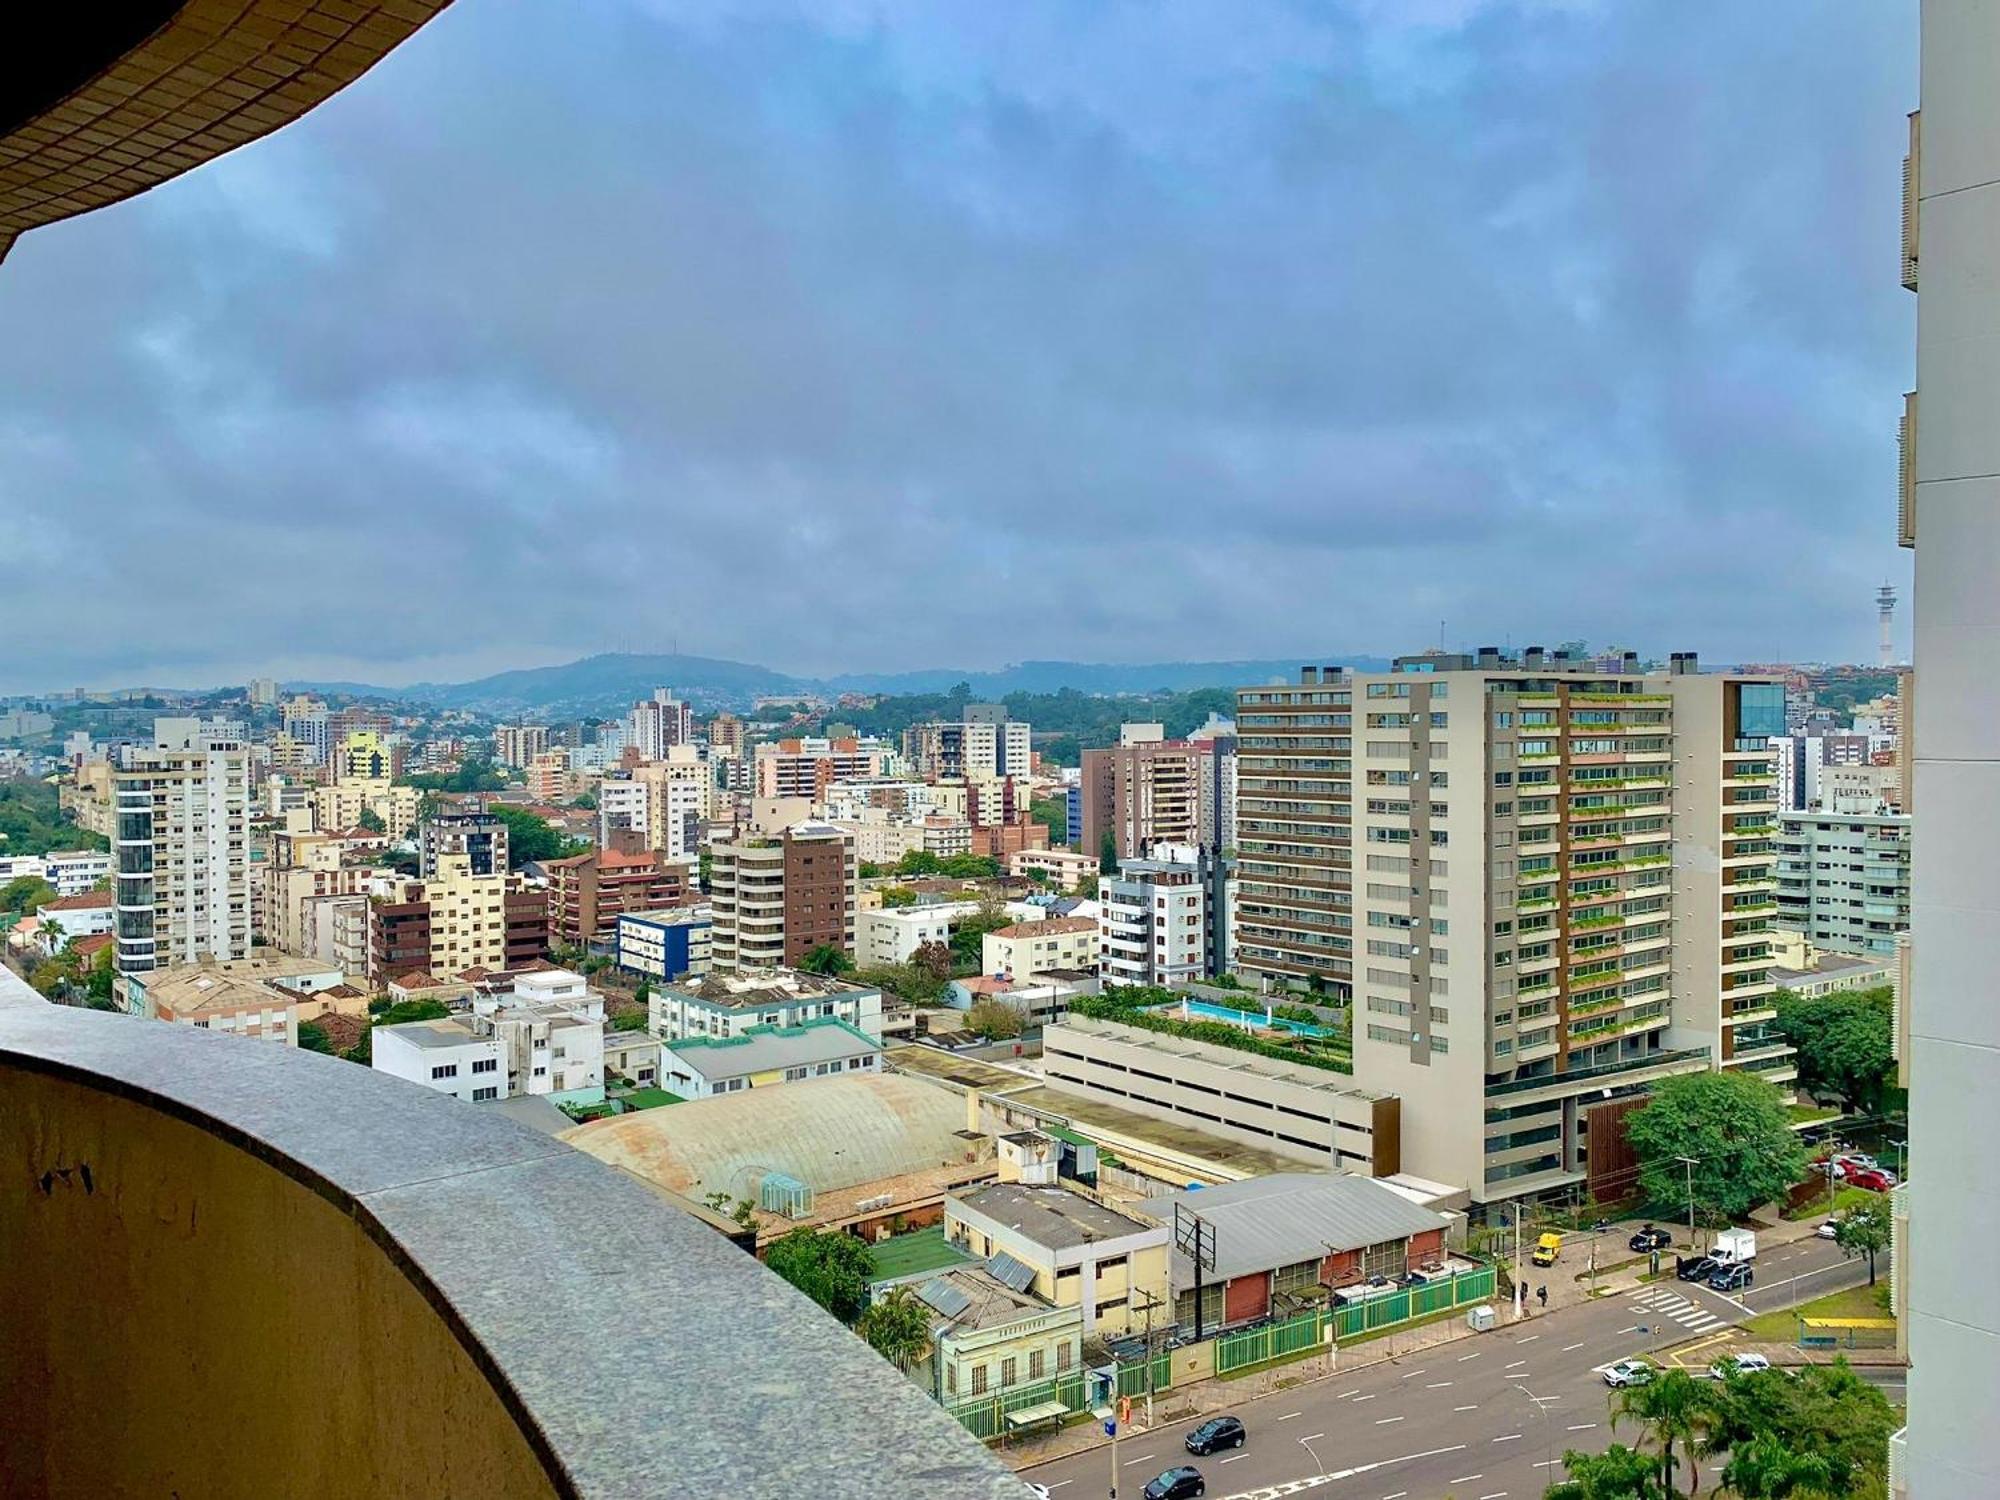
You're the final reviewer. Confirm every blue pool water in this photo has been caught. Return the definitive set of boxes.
[1150,998,1340,1039]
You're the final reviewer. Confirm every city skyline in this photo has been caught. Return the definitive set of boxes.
[0,1,1915,692]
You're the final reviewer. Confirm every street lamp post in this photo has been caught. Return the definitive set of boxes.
[1676,1154,1701,1246]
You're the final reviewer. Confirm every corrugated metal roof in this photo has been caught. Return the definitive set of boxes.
[1140,1173,1448,1283]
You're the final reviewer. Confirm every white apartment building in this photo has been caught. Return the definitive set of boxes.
[598,755,707,859]
[1235,652,1790,1207]
[373,1019,508,1103]
[114,718,250,982]
[280,698,329,766]
[1009,847,1099,889]
[492,724,549,770]
[42,849,111,897]
[647,967,884,1043]
[1098,854,1206,987]
[1776,809,1911,959]
[983,917,1099,980]
[629,688,694,759]
[859,903,962,966]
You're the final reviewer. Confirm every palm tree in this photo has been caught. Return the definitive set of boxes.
[1545,1443,1667,1500]
[1610,1369,1720,1498]
[798,944,855,977]
[1719,1435,1838,1498]
[855,1287,934,1372]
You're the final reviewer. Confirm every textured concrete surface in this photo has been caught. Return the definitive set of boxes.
[1,1004,1032,1498]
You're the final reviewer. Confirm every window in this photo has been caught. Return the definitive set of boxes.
[1000,1357,1017,1387]
[430,1064,458,1080]
[472,1058,496,1074]
[946,1364,958,1395]
[472,1086,498,1102]
[1057,1343,1073,1372]
[1029,1349,1046,1380]
[970,1365,988,1395]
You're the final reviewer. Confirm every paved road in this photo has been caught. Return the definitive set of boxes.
[1023,1237,1883,1500]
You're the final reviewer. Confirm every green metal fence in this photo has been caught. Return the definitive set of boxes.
[1116,1351,1172,1398]
[1214,1305,1332,1374]
[945,1371,1090,1441]
[1331,1263,1496,1342]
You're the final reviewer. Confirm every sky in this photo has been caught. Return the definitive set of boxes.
[0,0,1918,695]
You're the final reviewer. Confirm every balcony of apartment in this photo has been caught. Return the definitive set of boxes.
[0,985,1020,1498]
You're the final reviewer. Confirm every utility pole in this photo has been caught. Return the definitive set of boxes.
[1108,1408,1119,1500]
[1512,1202,1525,1318]
[1134,1289,1164,1427]
[1676,1155,1700,1246]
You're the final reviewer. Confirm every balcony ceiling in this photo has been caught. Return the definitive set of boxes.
[1,0,451,265]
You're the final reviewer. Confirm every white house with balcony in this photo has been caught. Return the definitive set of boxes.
[372,1019,508,1103]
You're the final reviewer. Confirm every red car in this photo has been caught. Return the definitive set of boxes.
[1848,1168,1898,1192]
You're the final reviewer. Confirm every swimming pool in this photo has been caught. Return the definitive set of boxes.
[1148,998,1341,1039]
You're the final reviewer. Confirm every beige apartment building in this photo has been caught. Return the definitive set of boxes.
[59,758,117,839]
[1235,650,1790,1208]
[114,719,251,982]
[982,917,1099,980]
[1080,728,1210,862]
[312,777,420,838]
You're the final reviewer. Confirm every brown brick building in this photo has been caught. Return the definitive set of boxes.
[544,848,690,948]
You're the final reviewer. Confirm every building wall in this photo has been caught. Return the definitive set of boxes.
[372,1027,506,1103]
[1905,9,2000,1489]
[114,728,250,979]
[1776,810,1912,957]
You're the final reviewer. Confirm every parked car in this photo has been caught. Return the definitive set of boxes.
[1676,1255,1716,1282]
[1849,1168,1898,1192]
[1629,1225,1673,1253]
[1028,1486,1052,1500]
[1816,1219,1842,1240]
[1143,1466,1206,1500]
[1603,1358,1656,1388]
[1710,1351,1773,1377]
[1531,1232,1563,1267]
[1710,1262,1755,1292]
[1184,1417,1246,1456]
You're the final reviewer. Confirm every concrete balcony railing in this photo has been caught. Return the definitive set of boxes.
[0,978,1024,1500]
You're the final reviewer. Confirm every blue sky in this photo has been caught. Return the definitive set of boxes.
[0,0,1917,692]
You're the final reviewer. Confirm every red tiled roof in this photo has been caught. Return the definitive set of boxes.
[990,918,1095,938]
[43,891,112,911]
[71,933,114,957]
[959,975,1016,995]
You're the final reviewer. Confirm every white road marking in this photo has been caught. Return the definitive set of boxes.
[1220,1453,1248,1465]
[1382,1492,1408,1500]
[1122,1453,1156,1466]
[1567,1423,1598,1432]
[1533,1460,1564,1468]
[1400,1369,1427,1379]
[1449,1475,1483,1485]
[1458,1352,1482,1361]
[1218,1444,1466,1500]
[1375,1416,1405,1425]
[1455,1404,1479,1411]
[1353,1393,1378,1403]
[1505,1359,1528,1369]
[1426,1381,1453,1388]
[1277,1411,1303,1421]
[1561,1341,1586,1351]
[1300,1433,1326,1444]
[1336,1390,1360,1400]
[1480,1491,1509,1499]
[1516,1334,1540,1344]
[1044,1483,1074,1492]
[1492,1433,1522,1443]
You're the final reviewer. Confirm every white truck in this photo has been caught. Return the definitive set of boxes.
[1710,1228,1758,1265]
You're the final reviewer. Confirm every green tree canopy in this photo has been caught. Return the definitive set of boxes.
[1719,1434,1839,1499]
[1099,828,1118,874]
[855,1286,934,1370]
[1704,1361,1896,1497]
[1,875,56,914]
[1772,985,1895,1115]
[296,1020,337,1055]
[1625,1070,1810,1223]
[405,757,508,793]
[1030,798,1069,846]
[879,885,918,909]
[764,1227,875,1324]
[1609,1367,1720,1497]
[343,998,451,1065]
[356,806,388,834]
[965,998,1026,1041]
[488,805,581,869]
[1545,1443,1667,1500]
[1833,1199,1892,1285]
[798,944,856,977]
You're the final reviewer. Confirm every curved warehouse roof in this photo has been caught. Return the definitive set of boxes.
[563,1073,974,1204]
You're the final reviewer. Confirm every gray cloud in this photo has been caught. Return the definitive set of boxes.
[0,0,1916,692]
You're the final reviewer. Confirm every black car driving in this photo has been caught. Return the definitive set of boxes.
[1185,1416,1246,1456]
[1143,1465,1205,1500]
[1675,1254,1716,1282]
[1629,1225,1673,1253]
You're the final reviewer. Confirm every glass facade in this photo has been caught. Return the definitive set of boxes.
[1736,683,1786,740]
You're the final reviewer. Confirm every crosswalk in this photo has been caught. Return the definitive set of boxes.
[1627,1286,1727,1334]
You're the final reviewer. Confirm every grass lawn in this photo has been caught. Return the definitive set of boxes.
[1787,1103,1843,1126]
[1781,1185,1877,1221]
[1741,1282,1893,1341]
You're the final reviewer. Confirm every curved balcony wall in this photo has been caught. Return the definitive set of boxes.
[0,984,1024,1499]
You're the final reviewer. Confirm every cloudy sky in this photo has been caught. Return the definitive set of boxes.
[0,0,1916,694]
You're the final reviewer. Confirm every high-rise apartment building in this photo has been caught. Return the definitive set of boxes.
[708,822,857,970]
[752,737,892,799]
[420,813,510,880]
[543,848,691,949]
[629,689,695,760]
[1080,727,1215,863]
[1900,13,2000,1487]
[280,696,329,766]
[368,853,547,983]
[1235,651,1790,1207]
[598,755,706,860]
[114,718,251,982]
[492,724,549,770]
[706,712,746,757]
[906,711,1031,782]
[1098,851,1208,986]
[1776,809,1911,958]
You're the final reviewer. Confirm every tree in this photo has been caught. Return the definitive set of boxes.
[1030,797,1070,847]
[764,1227,875,1324]
[1718,1434,1838,1499]
[85,943,115,1004]
[1099,829,1118,874]
[965,998,1025,1041]
[911,941,954,985]
[859,861,885,880]
[1772,985,1895,1115]
[893,850,943,877]
[1625,1071,1810,1223]
[343,998,451,1066]
[879,885,918,909]
[610,1009,650,1032]
[489,805,577,869]
[1545,1443,1667,1500]
[296,1020,336,1055]
[1,875,56,914]
[856,1286,935,1371]
[356,806,388,834]
[1833,1199,1892,1285]
[570,791,598,810]
[798,944,856,977]
[1609,1368,1720,1498]
[1704,1362,1894,1498]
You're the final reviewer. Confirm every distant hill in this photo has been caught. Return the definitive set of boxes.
[289,651,1388,717]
